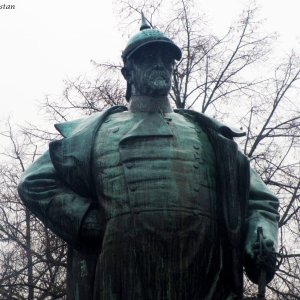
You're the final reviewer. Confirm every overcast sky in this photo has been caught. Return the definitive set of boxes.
[1,0,299,125]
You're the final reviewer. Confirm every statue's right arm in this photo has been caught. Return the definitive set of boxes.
[18,150,100,249]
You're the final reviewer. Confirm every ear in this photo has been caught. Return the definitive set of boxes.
[121,67,132,83]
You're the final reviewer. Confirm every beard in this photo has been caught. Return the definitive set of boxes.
[135,68,172,97]
[147,70,171,95]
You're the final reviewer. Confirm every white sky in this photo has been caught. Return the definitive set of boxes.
[0,0,299,125]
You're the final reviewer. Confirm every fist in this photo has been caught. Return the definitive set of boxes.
[244,237,277,284]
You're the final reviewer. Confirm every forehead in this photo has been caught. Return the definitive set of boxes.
[133,43,174,58]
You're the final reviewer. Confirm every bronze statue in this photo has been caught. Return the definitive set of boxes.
[18,15,279,300]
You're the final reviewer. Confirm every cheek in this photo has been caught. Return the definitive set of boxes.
[166,66,173,77]
[133,65,147,78]
[132,70,149,92]
[134,67,151,84]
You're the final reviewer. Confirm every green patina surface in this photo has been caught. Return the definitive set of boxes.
[17,17,279,300]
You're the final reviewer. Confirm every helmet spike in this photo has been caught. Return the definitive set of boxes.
[140,11,151,31]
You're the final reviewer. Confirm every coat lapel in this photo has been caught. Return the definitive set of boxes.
[49,106,127,198]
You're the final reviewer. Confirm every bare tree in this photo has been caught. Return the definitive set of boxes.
[41,64,126,123]
[1,0,299,299]
[117,1,300,298]
[118,0,274,113]
[240,52,300,299]
[0,121,67,299]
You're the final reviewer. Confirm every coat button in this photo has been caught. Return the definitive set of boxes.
[112,127,119,133]
[129,185,137,191]
[193,163,199,169]
[194,153,201,159]
[126,162,134,169]
[193,144,200,150]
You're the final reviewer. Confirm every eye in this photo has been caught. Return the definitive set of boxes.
[162,55,173,65]
[145,53,155,60]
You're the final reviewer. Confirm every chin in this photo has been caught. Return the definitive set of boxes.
[149,90,169,97]
[148,85,171,97]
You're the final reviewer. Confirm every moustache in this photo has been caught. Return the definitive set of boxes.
[147,69,170,82]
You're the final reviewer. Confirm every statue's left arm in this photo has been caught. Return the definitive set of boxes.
[244,168,279,283]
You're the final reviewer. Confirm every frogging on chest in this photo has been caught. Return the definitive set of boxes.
[93,111,217,222]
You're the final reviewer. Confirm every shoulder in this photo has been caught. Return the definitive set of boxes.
[174,109,245,139]
[54,106,127,138]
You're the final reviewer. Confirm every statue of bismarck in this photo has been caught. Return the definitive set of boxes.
[18,15,279,300]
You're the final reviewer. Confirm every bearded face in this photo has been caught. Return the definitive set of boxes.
[128,44,174,97]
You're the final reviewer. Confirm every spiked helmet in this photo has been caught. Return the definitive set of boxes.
[122,13,182,62]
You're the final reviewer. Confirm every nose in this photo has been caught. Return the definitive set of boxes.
[153,55,164,69]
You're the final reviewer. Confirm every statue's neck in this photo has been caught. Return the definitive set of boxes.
[128,95,173,113]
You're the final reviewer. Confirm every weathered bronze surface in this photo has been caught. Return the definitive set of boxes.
[18,17,279,300]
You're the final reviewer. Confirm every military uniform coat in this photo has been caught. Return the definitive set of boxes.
[18,106,279,299]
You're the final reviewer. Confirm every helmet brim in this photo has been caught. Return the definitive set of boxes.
[123,40,182,62]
